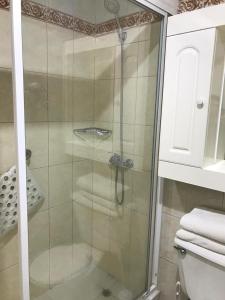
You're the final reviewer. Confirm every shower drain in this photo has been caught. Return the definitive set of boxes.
[102,289,112,297]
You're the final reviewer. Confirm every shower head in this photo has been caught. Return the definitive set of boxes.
[104,0,120,15]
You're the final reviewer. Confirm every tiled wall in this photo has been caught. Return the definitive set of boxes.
[0,9,20,300]
[0,4,161,300]
[158,180,225,299]
[87,21,160,296]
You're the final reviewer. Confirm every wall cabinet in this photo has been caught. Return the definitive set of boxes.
[158,4,225,192]
[160,29,216,167]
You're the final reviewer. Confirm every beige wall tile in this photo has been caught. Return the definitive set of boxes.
[73,202,92,245]
[135,76,156,126]
[163,180,189,218]
[22,16,47,73]
[74,50,95,79]
[111,166,133,206]
[47,23,74,76]
[158,258,179,300]
[0,123,16,174]
[49,163,72,208]
[93,230,109,252]
[113,123,135,155]
[124,26,140,45]
[73,159,93,196]
[114,77,137,124]
[0,69,13,122]
[132,170,151,214]
[74,32,95,55]
[0,232,18,272]
[32,167,49,211]
[73,122,95,161]
[95,79,114,122]
[49,122,73,165]
[138,39,159,77]
[94,122,113,153]
[128,210,148,296]
[0,10,11,68]
[0,264,20,300]
[48,75,73,122]
[109,208,131,247]
[93,161,113,201]
[95,47,115,79]
[93,210,110,239]
[73,78,94,122]
[26,122,49,169]
[138,24,152,42]
[115,43,138,78]
[28,210,49,261]
[24,72,48,122]
[95,32,119,49]
[160,213,180,264]
[74,32,95,79]
[50,202,73,247]
[133,125,154,171]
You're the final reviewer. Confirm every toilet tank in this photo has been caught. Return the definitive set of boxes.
[177,247,225,300]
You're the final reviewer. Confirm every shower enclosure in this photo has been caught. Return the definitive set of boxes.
[0,0,167,299]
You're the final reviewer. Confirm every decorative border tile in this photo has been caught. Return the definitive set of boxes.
[0,0,160,36]
[0,0,10,9]
[178,0,225,13]
[95,11,160,35]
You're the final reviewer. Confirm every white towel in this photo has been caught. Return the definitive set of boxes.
[180,207,225,244]
[176,229,225,255]
[175,237,225,268]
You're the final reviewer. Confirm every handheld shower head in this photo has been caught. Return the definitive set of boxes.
[104,0,120,15]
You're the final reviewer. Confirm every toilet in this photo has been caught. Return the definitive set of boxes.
[175,237,225,300]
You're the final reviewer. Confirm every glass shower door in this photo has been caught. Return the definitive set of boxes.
[21,1,163,299]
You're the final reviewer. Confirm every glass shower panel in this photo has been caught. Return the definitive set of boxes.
[22,1,162,299]
[0,4,21,300]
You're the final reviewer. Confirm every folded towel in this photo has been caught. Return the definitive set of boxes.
[180,207,225,244]
[175,237,225,268]
[0,166,44,237]
[176,229,225,255]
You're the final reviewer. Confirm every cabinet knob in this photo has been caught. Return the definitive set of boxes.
[197,99,204,109]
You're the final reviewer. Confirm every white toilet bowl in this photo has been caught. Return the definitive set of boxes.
[175,238,225,300]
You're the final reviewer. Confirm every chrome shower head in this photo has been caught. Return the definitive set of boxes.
[104,0,120,15]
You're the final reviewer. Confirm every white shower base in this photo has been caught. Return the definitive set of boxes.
[33,266,133,300]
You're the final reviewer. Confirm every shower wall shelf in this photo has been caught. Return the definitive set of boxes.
[159,4,225,192]
[73,127,112,138]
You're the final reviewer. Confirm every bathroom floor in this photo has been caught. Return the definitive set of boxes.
[34,266,133,300]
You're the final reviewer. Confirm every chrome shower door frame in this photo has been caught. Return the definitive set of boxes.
[11,0,168,299]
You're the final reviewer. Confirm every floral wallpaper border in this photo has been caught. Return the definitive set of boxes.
[0,0,160,36]
[178,0,225,13]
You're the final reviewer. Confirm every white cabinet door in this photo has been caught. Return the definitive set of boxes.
[159,29,216,167]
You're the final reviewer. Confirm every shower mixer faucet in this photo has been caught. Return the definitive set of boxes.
[109,153,134,169]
